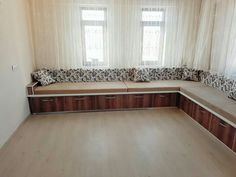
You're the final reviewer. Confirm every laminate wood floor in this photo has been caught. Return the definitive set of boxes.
[0,108,236,177]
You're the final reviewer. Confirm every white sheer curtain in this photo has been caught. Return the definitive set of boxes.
[29,0,201,69]
[191,0,236,79]
[193,0,216,71]
[210,0,236,79]
[28,0,236,78]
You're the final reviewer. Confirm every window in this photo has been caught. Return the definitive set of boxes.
[141,8,165,66]
[81,8,107,67]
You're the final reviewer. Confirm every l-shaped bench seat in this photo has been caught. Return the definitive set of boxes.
[29,80,236,124]
[27,80,236,153]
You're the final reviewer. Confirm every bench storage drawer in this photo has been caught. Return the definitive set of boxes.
[233,135,236,152]
[179,95,195,117]
[210,115,236,149]
[127,94,152,108]
[96,95,125,110]
[65,96,95,111]
[194,105,212,130]
[152,93,177,107]
[29,97,65,113]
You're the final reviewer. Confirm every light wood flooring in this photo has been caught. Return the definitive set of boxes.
[0,108,236,177]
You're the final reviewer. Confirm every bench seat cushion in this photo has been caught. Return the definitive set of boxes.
[124,80,200,92]
[34,82,128,94]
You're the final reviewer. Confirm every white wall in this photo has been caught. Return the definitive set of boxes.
[0,0,34,147]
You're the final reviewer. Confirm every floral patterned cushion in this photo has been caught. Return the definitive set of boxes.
[228,82,236,101]
[182,68,201,81]
[30,68,236,102]
[46,68,134,82]
[201,72,235,92]
[31,68,183,84]
[133,68,150,82]
[228,91,236,101]
[149,68,183,80]
[32,70,55,86]
[200,71,236,101]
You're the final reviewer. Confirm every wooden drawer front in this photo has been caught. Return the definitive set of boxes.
[180,96,194,117]
[195,106,212,130]
[190,102,198,119]
[152,94,177,107]
[178,94,236,152]
[127,94,152,108]
[233,134,236,152]
[30,97,64,113]
[210,115,236,148]
[179,95,184,109]
[65,96,95,111]
[96,95,124,110]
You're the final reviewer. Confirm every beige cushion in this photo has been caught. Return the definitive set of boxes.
[124,80,200,92]
[34,82,128,94]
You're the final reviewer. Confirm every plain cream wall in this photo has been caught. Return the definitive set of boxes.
[0,0,34,147]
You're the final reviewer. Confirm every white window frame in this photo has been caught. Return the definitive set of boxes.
[141,8,165,66]
[80,7,108,67]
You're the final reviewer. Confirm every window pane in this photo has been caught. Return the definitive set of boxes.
[82,10,105,21]
[142,26,161,61]
[84,26,104,63]
[142,11,163,22]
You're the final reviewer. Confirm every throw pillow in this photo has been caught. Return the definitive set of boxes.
[228,82,236,101]
[182,67,200,82]
[133,68,150,82]
[228,90,236,101]
[32,69,55,86]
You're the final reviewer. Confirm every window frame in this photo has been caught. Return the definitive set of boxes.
[80,7,108,67]
[141,8,165,66]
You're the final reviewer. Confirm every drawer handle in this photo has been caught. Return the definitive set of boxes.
[41,99,54,102]
[74,97,86,101]
[219,121,227,128]
[199,109,206,113]
[105,96,116,99]
[134,95,143,98]
[159,95,167,98]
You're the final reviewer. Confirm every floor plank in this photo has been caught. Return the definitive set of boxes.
[0,108,236,177]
